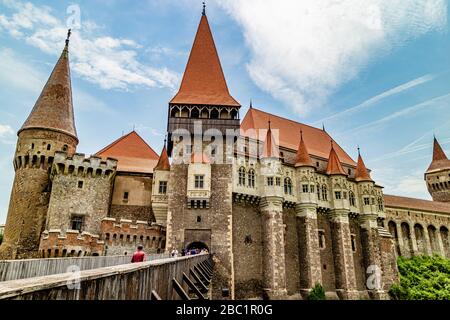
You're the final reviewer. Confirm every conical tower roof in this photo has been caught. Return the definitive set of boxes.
[19,32,77,141]
[326,142,347,175]
[355,149,373,182]
[295,131,314,167]
[426,137,450,173]
[170,11,240,107]
[155,142,171,171]
[262,122,279,159]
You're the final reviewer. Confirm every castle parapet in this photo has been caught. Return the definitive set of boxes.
[52,151,118,178]
[39,229,104,258]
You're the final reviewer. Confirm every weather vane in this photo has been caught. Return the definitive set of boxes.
[202,2,206,15]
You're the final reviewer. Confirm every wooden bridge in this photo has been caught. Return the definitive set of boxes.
[0,254,213,300]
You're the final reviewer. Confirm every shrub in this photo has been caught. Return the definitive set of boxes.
[389,255,450,300]
[307,283,326,300]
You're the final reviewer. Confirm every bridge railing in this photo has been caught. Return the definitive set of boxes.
[0,254,212,300]
[0,253,170,282]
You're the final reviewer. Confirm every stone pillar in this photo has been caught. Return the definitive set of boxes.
[259,197,287,299]
[409,226,419,256]
[295,203,322,298]
[359,215,388,299]
[436,231,446,257]
[329,210,358,299]
[423,228,433,256]
[395,222,407,257]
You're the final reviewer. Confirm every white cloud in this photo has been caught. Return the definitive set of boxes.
[315,74,436,125]
[340,93,450,136]
[0,124,14,137]
[218,0,447,115]
[0,0,180,91]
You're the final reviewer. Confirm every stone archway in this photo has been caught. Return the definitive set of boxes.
[186,241,209,251]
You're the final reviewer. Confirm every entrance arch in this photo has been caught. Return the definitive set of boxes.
[186,241,209,251]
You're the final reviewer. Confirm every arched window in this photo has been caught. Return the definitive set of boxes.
[238,167,246,186]
[210,109,219,119]
[316,184,321,200]
[321,185,328,201]
[191,108,200,118]
[349,191,356,207]
[248,169,255,188]
[284,178,293,195]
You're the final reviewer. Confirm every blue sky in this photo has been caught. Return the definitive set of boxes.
[0,0,449,223]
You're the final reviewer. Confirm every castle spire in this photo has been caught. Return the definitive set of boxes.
[326,141,346,175]
[155,141,171,171]
[170,11,240,107]
[19,30,78,141]
[426,136,450,173]
[355,148,373,182]
[295,130,314,167]
[262,121,279,158]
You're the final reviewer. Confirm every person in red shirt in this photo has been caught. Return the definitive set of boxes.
[131,245,145,263]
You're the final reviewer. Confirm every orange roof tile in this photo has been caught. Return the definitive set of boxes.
[326,144,347,175]
[96,131,159,174]
[384,194,450,214]
[241,108,356,166]
[170,14,240,107]
[355,152,373,182]
[295,131,314,167]
[155,145,170,171]
[426,137,450,173]
[19,41,77,141]
[262,123,279,158]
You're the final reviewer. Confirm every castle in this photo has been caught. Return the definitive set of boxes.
[0,9,449,300]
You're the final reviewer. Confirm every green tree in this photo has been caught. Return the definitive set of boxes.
[307,283,326,300]
[389,255,450,300]
[0,233,3,245]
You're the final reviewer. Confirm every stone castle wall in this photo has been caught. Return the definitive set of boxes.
[100,218,165,256]
[110,174,154,222]
[45,152,117,236]
[166,164,234,299]
[0,129,78,260]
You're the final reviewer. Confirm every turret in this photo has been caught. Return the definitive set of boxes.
[0,31,78,259]
[152,141,171,225]
[295,131,316,204]
[425,137,450,202]
[260,122,283,198]
[326,141,348,210]
[355,148,377,214]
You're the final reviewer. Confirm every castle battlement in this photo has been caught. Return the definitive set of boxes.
[52,151,118,177]
[39,229,105,258]
[100,218,165,234]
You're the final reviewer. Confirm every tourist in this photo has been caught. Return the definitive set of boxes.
[131,245,145,263]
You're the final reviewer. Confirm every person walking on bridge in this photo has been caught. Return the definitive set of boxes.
[131,245,145,263]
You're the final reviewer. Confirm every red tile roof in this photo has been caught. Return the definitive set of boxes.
[384,194,450,214]
[326,144,347,175]
[355,153,373,182]
[170,14,240,107]
[241,107,356,166]
[19,42,78,141]
[426,137,450,173]
[295,131,314,167]
[96,131,159,174]
[155,145,170,171]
